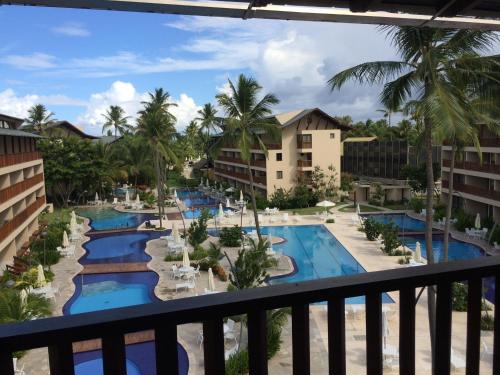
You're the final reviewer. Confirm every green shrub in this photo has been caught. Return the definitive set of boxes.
[225,349,249,375]
[362,217,382,241]
[433,204,446,221]
[326,218,335,224]
[452,282,468,311]
[481,216,495,230]
[164,254,183,262]
[254,195,269,210]
[269,188,293,210]
[398,256,411,265]
[380,223,401,255]
[481,313,494,331]
[453,209,474,232]
[187,209,210,246]
[408,197,424,213]
[219,226,242,247]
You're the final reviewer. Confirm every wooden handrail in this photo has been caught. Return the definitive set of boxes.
[0,152,42,168]
[0,173,44,203]
[214,167,266,185]
[442,159,500,175]
[0,256,498,375]
[442,180,500,200]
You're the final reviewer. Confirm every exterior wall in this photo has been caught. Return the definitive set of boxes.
[441,127,500,223]
[0,133,46,272]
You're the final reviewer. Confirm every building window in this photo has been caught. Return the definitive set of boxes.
[330,133,335,139]
[276,153,282,161]
[276,171,283,179]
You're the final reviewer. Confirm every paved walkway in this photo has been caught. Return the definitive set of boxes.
[80,262,149,274]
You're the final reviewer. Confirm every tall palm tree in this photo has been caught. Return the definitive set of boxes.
[137,88,178,228]
[102,105,131,138]
[328,27,499,369]
[24,104,55,133]
[196,103,220,163]
[376,104,400,126]
[214,74,280,240]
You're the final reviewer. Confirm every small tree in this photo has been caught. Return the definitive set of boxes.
[269,187,292,210]
[379,223,401,255]
[229,239,272,290]
[187,208,210,246]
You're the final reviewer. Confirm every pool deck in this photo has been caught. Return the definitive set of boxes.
[80,262,150,274]
[17,207,495,374]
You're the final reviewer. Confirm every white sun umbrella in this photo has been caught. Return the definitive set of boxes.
[316,200,336,214]
[37,264,46,287]
[71,210,76,221]
[267,232,273,251]
[414,241,422,263]
[356,203,361,215]
[62,231,70,248]
[208,267,216,292]
[382,310,390,348]
[239,190,244,202]
[135,193,140,204]
[174,189,178,199]
[475,213,481,229]
[125,190,130,203]
[20,289,28,307]
[218,203,224,218]
[206,178,210,187]
[182,247,191,268]
[172,222,180,243]
[70,215,77,233]
[95,192,99,202]
[226,198,231,208]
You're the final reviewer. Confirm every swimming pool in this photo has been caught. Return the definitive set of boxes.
[65,272,160,315]
[183,207,234,219]
[245,225,393,304]
[80,232,166,264]
[363,213,426,232]
[177,189,218,207]
[77,207,155,231]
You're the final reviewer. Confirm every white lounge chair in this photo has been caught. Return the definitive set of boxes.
[193,264,201,278]
[170,265,182,280]
[175,280,195,292]
[13,358,25,375]
[450,349,466,371]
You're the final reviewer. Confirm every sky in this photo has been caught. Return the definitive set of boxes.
[0,6,497,136]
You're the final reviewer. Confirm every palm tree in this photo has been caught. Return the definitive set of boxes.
[24,104,55,133]
[112,135,154,187]
[214,74,280,240]
[102,105,131,138]
[376,104,400,126]
[0,289,52,323]
[328,27,499,368]
[137,88,178,228]
[196,103,220,163]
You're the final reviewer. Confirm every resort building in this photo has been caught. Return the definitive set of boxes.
[442,126,500,222]
[22,120,98,140]
[0,114,46,270]
[341,138,441,203]
[213,108,349,198]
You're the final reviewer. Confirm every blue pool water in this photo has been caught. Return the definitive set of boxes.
[75,358,140,375]
[183,207,234,219]
[66,272,159,315]
[363,213,426,232]
[177,189,218,207]
[246,225,393,304]
[77,207,155,231]
[80,232,166,264]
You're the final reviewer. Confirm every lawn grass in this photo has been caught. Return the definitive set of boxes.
[284,207,333,215]
[338,204,383,213]
[41,208,83,224]
[383,203,408,210]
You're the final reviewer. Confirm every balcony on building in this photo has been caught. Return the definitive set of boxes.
[297,134,312,149]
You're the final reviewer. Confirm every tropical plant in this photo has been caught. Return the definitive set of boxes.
[379,223,401,255]
[0,289,52,323]
[137,88,178,228]
[24,104,55,133]
[187,208,210,246]
[219,226,242,247]
[329,27,499,361]
[102,105,132,138]
[213,74,280,240]
[362,217,382,241]
[228,238,272,290]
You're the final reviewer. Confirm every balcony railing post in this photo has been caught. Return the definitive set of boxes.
[365,293,382,375]
[399,287,415,375]
[493,273,500,374]
[466,278,482,375]
[435,282,452,375]
[327,298,346,375]
[48,342,75,375]
[102,334,126,375]
[155,325,179,374]
[292,303,310,375]
[247,309,268,375]
[0,346,14,375]
[203,319,225,375]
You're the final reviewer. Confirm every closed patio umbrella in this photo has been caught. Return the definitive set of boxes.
[316,200,335,214]
[20,289,28,307]
[206,178,210,187]
[200,177,203,186]
[62,231,70,248]
[267,232,273,251]
[174,189,178,199]
[218,203,224,218]
[208,268,216,292]
[475,213,481,229]
[71,210,76,221]
[70,216,77,233]
[239,190,244,202]
[414,241,422,263]
[172,222,180,243]
[182,247,190,268]
[37,264,46,287]
[135,194,140,205]
[226,198,231,208]
[125,190,130,203]
[95,192,99,202]
[356,203,361,215]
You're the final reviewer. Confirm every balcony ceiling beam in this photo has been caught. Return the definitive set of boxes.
[1,0,500,31]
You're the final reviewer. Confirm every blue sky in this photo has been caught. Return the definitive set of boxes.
[1,5,498,135]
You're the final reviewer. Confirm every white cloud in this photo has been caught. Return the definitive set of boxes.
[52,22,90,37]
[2,53,56,70]
[0,88,86,119]
[76,81,200,134]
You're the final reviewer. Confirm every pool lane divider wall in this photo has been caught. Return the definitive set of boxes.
[80,262,150,274]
